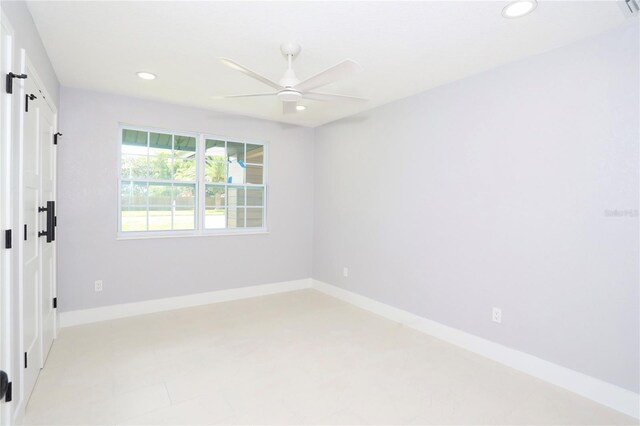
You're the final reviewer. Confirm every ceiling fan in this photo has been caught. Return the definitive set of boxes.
[217,42,367,114]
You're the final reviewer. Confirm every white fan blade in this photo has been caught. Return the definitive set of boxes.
[219,58,282,90]
[295,59,363,92]
[303,92,368,102]
[212,93,278,99]
[283,101,297,114]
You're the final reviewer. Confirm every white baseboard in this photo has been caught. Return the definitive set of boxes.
[60,278,312,328]
[311,279,640,419]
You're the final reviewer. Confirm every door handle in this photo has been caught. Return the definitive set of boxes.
[0,370,8,400]
[38,201,55,243]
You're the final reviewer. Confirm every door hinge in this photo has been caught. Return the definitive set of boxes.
[4,229,11,249]
[6,72,27,94]
[24,224,27,241]
[4,382,11,402]
[624,0,639,14]
[25,93,37,112]
[24,352,27,369]
[54,132,62,145]
[53,297,57,309]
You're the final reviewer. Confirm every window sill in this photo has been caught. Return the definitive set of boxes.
[116,229,269,241]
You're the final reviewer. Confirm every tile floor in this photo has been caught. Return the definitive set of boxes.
[23,290,637,425]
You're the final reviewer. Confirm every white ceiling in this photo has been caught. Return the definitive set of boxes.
[27,1,629,127]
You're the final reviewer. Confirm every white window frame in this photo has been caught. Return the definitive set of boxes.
[117,124,268,239]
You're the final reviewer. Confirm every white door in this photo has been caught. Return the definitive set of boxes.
[21,65,42,402]
[39,93,56,363]
[21,60,57,406]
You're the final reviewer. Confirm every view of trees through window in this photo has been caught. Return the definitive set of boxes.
[120,128,266,234]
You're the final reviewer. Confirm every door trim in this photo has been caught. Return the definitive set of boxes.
[0,9,16,426]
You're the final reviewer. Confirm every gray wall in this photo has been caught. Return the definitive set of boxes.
[313,22,639,393]
[58,88,314,311]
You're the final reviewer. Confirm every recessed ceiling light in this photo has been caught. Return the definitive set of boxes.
[136,71,156,80]
[296,105,306,111]
[502,0,537,18]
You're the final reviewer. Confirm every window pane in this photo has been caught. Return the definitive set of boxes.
[228,160,245,184]
[148,183,172,231]
[227,186,245,207]
[227,142,245,163]
[148,184,172,206]
[122,129,148,154]
[121,181,147,207]
[148,155,172,180]
[246,208,263,228]
[246,187,263,206]
[227,206,245,228]
[148,209,172,231]
[174,135,196,159]
[176,184,195,231]
[205,139,225,159]
[149,132,172,156]
[205,159,226,183]
[246,165,263,184]
[205,185,226,208]
[205,208,226,229]
[122,143,148,156]
[246,144,263,164]
[174,184,196,208]
[121,207,148,232]
[121,181,149,232]
[174,159,196,181]
[173,210,195,230]
[121,155,149,178]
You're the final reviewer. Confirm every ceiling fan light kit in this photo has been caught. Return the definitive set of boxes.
[217,42,367,114]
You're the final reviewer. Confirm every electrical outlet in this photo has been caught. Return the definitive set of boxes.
[492,307,502,323]
[343,267,349,278]
[95,280,103,292]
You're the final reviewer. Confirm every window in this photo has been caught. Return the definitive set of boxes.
[119,126,267,236]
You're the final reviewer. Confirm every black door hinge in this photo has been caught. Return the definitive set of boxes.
[24,224,27,241]
[4,381,11,402]
[25,93,37,112]
[624,0,639,14]
[6,72,27,94]
[24,352,27,369]
[53,297,57,309]
[54,132,62,145]
[4,229,11,249]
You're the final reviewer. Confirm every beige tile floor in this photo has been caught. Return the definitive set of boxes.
[23,290,637,425]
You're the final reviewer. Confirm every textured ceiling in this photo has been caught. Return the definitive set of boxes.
[27,1,630,127]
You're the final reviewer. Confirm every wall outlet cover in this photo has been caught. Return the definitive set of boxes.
[492,307,502,323]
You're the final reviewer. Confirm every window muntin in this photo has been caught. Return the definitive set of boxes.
[119,127,266,235]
